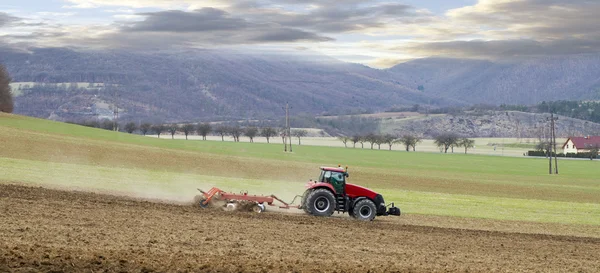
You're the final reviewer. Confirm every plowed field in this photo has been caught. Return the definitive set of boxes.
[1,184,599,273]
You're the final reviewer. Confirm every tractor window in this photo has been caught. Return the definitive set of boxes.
[324,171,332,182]
[319,170,332,183]
[332,172,345,183]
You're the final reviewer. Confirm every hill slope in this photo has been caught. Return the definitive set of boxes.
[2,48,438,122]
[2,47,600,122]
[379,111,600,138]
[388,56,600,105]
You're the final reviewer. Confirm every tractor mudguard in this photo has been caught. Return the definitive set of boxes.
[305,181,336,194]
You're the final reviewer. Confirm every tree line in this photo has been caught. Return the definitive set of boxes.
[337,133,475,154]
[336,134,422,151]
[0,64,14,113]
[70,119,311,144]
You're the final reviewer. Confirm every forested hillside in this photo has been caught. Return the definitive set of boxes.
[1,47,600,122]
[388,56,600,105]
[2,48,436,122]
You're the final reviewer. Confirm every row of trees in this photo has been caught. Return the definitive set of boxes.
[337,134,422,151]
[433,134,476,154]
[108,121,310,144]
[0,64,14,113]
[337,133,476,154]
[74,119,476,153]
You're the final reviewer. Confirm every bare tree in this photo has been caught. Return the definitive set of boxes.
[167,124,179,139]
[279,128,287,144]
[214,126,229,141]
[351,135,360,148]
[411,137,422,151]
[292,129,308,145]
[358,136,365,149]
[536,140,553,157]
[261,127,277,143]
[229,126,243,142]
[398,135,421,152]
[124,122,137,134]
[458,138,475,154]
[383,134,397,150]
[434,133,459,153]
[0,64,14,113]
[588,144,599,160]
[374,135,384,150]
[338,136,350,148]
[197,123,211,140]
[245,127,259,143]
[140,123,152,136]
[101,120,116,130]
[366,134,377,149]
[182,124,195,140]
[151,124,165,138]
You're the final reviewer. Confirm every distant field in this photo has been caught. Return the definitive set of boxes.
[163,134,556,157]
[318,111,425,119]
[2,113,599,233]
[9,82,106,97]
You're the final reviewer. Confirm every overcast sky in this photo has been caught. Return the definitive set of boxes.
[1,0,598,67]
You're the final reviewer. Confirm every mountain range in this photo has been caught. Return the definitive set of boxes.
[1,47,599,122]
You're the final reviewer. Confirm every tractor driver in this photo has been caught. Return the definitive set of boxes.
[329,171,346,194]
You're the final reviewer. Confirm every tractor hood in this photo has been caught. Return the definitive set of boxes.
[345,183,378,199]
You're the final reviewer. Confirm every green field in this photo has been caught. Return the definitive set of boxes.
[1,113,599,227]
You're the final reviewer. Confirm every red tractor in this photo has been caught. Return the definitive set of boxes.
[300,166,400,221]
[196,166,400,221]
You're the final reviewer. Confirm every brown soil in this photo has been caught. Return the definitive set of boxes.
[1,184,599,273]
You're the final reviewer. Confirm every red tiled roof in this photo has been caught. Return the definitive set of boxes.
[564,136,600,149]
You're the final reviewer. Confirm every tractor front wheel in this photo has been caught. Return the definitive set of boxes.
[352,199,376,221]
[305,189,335,217]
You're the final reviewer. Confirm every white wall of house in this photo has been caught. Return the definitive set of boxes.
[563,139,578,154]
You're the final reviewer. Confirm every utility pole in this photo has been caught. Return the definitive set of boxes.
[546,113,559,174]
[113,86,119,132]
[545,117,552,174]
[283,103,290,152]
[551,113,559,174]
[288,104,292,153]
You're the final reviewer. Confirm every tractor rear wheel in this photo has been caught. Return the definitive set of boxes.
[305,189,335,217]
[352,199,376,221]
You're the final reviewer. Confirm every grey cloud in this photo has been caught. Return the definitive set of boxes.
[250,28,332,42]
[124,8,248,32]
[3,1,425,50]
[233,2,422,33]
[124,2,419,35]
[115,7,333,45]
[0,12,20,27]
[2,31,68,40]
[402,0,600,58]
[399,37,600,59]
[452,0,600,38]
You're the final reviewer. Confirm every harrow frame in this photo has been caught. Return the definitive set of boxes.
[197,187,302,209]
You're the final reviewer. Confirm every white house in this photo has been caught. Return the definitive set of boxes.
[562,136,600,154]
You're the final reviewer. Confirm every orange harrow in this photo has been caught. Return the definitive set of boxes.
[196,187,302,213]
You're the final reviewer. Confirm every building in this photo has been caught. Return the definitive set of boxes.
[562,136,600,154]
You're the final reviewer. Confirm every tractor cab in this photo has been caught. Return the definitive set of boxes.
[318,167,347,194]
[302,165,401,220]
